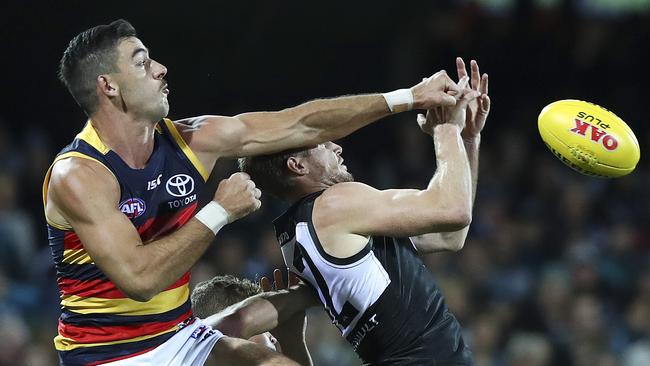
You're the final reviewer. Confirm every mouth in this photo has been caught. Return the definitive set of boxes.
[161,83,170,95]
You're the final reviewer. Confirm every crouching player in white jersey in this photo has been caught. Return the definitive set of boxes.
[217,58,490,366]
[191,273,312,366]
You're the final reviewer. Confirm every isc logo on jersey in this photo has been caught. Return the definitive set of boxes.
[166,174,197,208]
[120,198,146,219]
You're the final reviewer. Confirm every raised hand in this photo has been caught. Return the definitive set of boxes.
[410,70,464,109]
[213,172,262,222]
[416,76,479,136]
[260,268,300,292]
[455,57,490,139]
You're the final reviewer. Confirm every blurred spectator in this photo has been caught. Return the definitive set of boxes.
[504,332,552,366]
[0,170,36,281]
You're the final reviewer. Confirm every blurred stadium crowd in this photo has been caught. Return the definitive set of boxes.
[1,1,649,365]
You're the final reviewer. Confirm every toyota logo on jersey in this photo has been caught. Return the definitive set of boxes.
[119,198,146,219]
[166,174,195,197]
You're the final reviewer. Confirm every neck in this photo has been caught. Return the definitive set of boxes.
[285,181,330,204]
[90,108,159,169]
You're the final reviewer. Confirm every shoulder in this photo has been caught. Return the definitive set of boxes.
[317,182,377,206]
[49,156,119,208]
[313,182,376,223]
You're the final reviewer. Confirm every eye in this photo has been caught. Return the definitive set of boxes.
[136,58,150,67]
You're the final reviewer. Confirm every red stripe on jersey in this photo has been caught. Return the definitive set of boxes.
[139,203,198,243]
[63,231,83,250]
[58,278,124,298]
[58,308,192,344]
[58,272,190,299]
[61,203,197,252]
[165,272,190,291]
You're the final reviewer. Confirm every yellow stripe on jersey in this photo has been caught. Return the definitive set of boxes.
[54,325,179,351]
[76,120,110,154]
[62,249,95,265]
[42,151,117,230]
[163,118,209,181]
[61,284,189,316]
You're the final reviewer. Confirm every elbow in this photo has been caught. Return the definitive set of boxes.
[230,308,258,339]
[218,311,249,339]
[453,208,472,229]
[117,272,159,302]
[430,207,471,232]
[447,238,466,252]
[121,284,157,302]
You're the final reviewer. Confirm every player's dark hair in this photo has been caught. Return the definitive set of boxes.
[238,148,311,198]
[59,19,137,116]
[191,275,262,318]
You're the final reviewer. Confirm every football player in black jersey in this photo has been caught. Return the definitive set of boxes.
[212,58,490,365]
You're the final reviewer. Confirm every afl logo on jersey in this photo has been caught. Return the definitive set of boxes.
[119,198,146,219]
[166,174,195,197]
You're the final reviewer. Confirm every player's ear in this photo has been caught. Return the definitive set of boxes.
[287,156,308,176]
[97,74,119,97]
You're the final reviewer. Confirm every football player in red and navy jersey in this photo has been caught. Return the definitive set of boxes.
[45,19,465,366]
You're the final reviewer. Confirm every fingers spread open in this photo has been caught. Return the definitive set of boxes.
[471,60,480,91]
[456,57,468,81]
[260,276,272,292]
[480,73,489,95]
[480,94,491,112]
[273,268,284,290]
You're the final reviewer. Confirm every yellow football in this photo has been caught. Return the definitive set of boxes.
[538,100,640,177]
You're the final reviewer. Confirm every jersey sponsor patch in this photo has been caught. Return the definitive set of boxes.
[166,174,194,197]
[119,198,146,219]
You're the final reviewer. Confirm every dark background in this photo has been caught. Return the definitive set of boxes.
[0,1,648,365]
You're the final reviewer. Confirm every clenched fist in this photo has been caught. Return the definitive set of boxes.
[213,172,262,222]
[410,70,463,109]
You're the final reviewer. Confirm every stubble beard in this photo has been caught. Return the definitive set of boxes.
[323,169,354,186]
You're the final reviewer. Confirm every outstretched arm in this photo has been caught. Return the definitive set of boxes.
[411,58,490,253]
[175,71,462,171]
[204,282,318,342]
[309,83,476,258]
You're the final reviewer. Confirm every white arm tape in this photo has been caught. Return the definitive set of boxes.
[195,201,230,235]
[382,89,414,113]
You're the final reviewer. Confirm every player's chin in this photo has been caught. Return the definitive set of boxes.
[335,171,354,184]
[158,102,170,119]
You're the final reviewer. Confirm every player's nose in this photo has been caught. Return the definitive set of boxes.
[328,142,343,155]
[152,59,167,80]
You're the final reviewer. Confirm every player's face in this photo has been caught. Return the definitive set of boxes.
[111,37,169,121]
[307,141,354,186]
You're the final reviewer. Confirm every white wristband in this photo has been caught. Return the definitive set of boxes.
[195,201,230,235]
[382,89,414,113]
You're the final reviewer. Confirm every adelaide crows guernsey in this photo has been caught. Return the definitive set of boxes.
[43,119,209,365]
[274,191,474,365]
